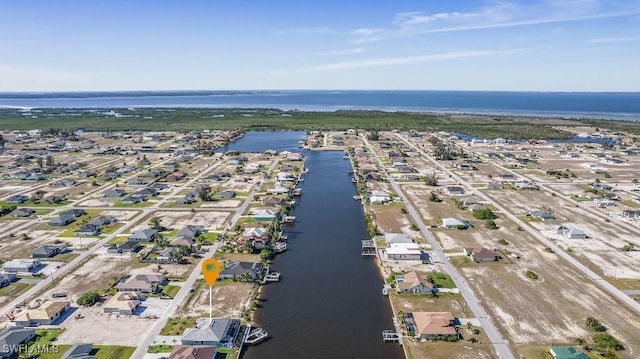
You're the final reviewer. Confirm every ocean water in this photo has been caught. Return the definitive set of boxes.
[0,90,639,121]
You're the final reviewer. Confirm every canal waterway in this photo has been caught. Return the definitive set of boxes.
[224,132,405,359]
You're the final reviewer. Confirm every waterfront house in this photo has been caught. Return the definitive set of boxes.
[395,271,434,294]
[13,301,70,326]
[384,233,413,245]
[219,261,262,281]
[386,243,422,261]
[181,318,241,347]
[410,312,457,340]
[128,229,158,242]
[115,274,165,293]
[549,346,589,359]
[262,196,284,207]
[170,346,218,359]
[2,258,42,273]
[464,248,498,263]
[251,209,277,222]
[368,190,391,204]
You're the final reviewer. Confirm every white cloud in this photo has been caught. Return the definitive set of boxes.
[351,2,640,42]
[274,27,337,35]
[313,48,364,56]
[283,48,531,72]
[586,35,640,43]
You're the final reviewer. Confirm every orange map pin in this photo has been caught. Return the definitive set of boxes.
[202,258,221,287]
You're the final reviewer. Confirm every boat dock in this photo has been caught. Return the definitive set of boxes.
[382,330,402,345]
[263,271,281,282]
[283,215,296,223]
[273,242,287,253]
[361,240,376,256]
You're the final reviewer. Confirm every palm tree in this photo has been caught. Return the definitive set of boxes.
[149,216,164,231]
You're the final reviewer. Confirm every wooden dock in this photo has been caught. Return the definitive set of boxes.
[361,240,376,256]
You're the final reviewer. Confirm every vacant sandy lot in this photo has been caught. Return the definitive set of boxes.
[201,200,241,208]
[130,210,232,232]
[180,280,253,318]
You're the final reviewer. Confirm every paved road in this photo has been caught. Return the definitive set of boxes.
[130,157,281,359]
[363,136,515,359]
[396,134,640,316]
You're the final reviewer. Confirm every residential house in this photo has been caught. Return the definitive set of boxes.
[13,301,70,326]
[132,187,158,199]
[2,259,42,273]
[0,327,36,358]
[386,243,422,261]
[49,178,76,187]
[0,273,17,288]
[528,210,559,222]
[128,229,158,243]
[170,346,217,359]
[368,190,391,204]
[107,241,141,255]
[276,172,296,182]
[171,237,194,247]
[176,195,196,205]
[441,218,468,229]
[622,210,640,219]
[10,208,35,218]
[262,196,284,207]
[157,247,180,264]
[103,291,140,316]
[31,245,67,258]
[75,224,100,236]
[251,209,277,222]
[115,274,165,293]
[6,195,29,204]
[126,177,149,186]
[549,346,589,359]
[384,233,413,245]
[121,196,142,205]
[219,261,262,281]
[102,188,126,198]
[60,343,95,359]
[218,190,236,199]
[177,225,204,239]
[165,171,187,182]
[464,248,498,263]
[395,271,434,294]
[486,182,503,190]
[410,312,457,340]
[267,183,289,194]
[180,318,241,347]
[498,174,518,182]
[88,216,117,227]
[514,181,539,190]
[446,186,465,195]
[240,227,268,249]
[557,225,587,239]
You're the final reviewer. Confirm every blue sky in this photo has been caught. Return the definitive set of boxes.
[1,0,639,91]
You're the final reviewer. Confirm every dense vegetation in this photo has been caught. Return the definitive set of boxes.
[0,107,595,139]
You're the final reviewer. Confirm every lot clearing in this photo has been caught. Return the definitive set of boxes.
[56,301,164,346]
[369,204,415,236]
[0,228,61,258]
[179,280,253,318]
[129,210,232,232]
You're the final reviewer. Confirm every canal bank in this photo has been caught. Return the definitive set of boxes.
[226,132,403,359]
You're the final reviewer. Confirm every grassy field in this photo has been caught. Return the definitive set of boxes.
[161,284,180,297]
[160,316,198,335]
[0,281,34,297]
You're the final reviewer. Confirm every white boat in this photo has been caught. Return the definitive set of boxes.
[351,177,357,183]
[353,195,361,201]
[293,188,302,196]
[246,327,269,344]
[264,271,281,282]
[273,242,287,253]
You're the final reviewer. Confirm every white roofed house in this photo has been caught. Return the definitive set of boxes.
[386,243,422,261]
[557,225,587,239]
[368,190,391,204]
[441,218,468,229]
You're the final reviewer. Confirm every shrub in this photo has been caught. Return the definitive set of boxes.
[498,239,509,246]
[586,317,606,332]
[593,333,623,351]
[77,291,101,306]
[473,208,497,220]
[524,270,539,280]
[486,220,498,230]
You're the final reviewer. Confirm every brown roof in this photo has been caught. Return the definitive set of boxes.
[103,291,140,312]
[413,312,456,336]
[397,271,433,291]
[170,345,217,359]
[15,301,69,321]
[467,247,497,260]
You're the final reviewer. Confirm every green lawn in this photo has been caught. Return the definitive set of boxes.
[236,217,257,224]
[162,285,180,298]
[113,201,153,208]
[108,236,128,245]
[198,232,219,244]
[160,317,198,336]
[429,272,456,289]
[147,345,174,353]
[0,281,34,297]
[27,329,68,359]
[570,195,591,202]
[93,345,136,359]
